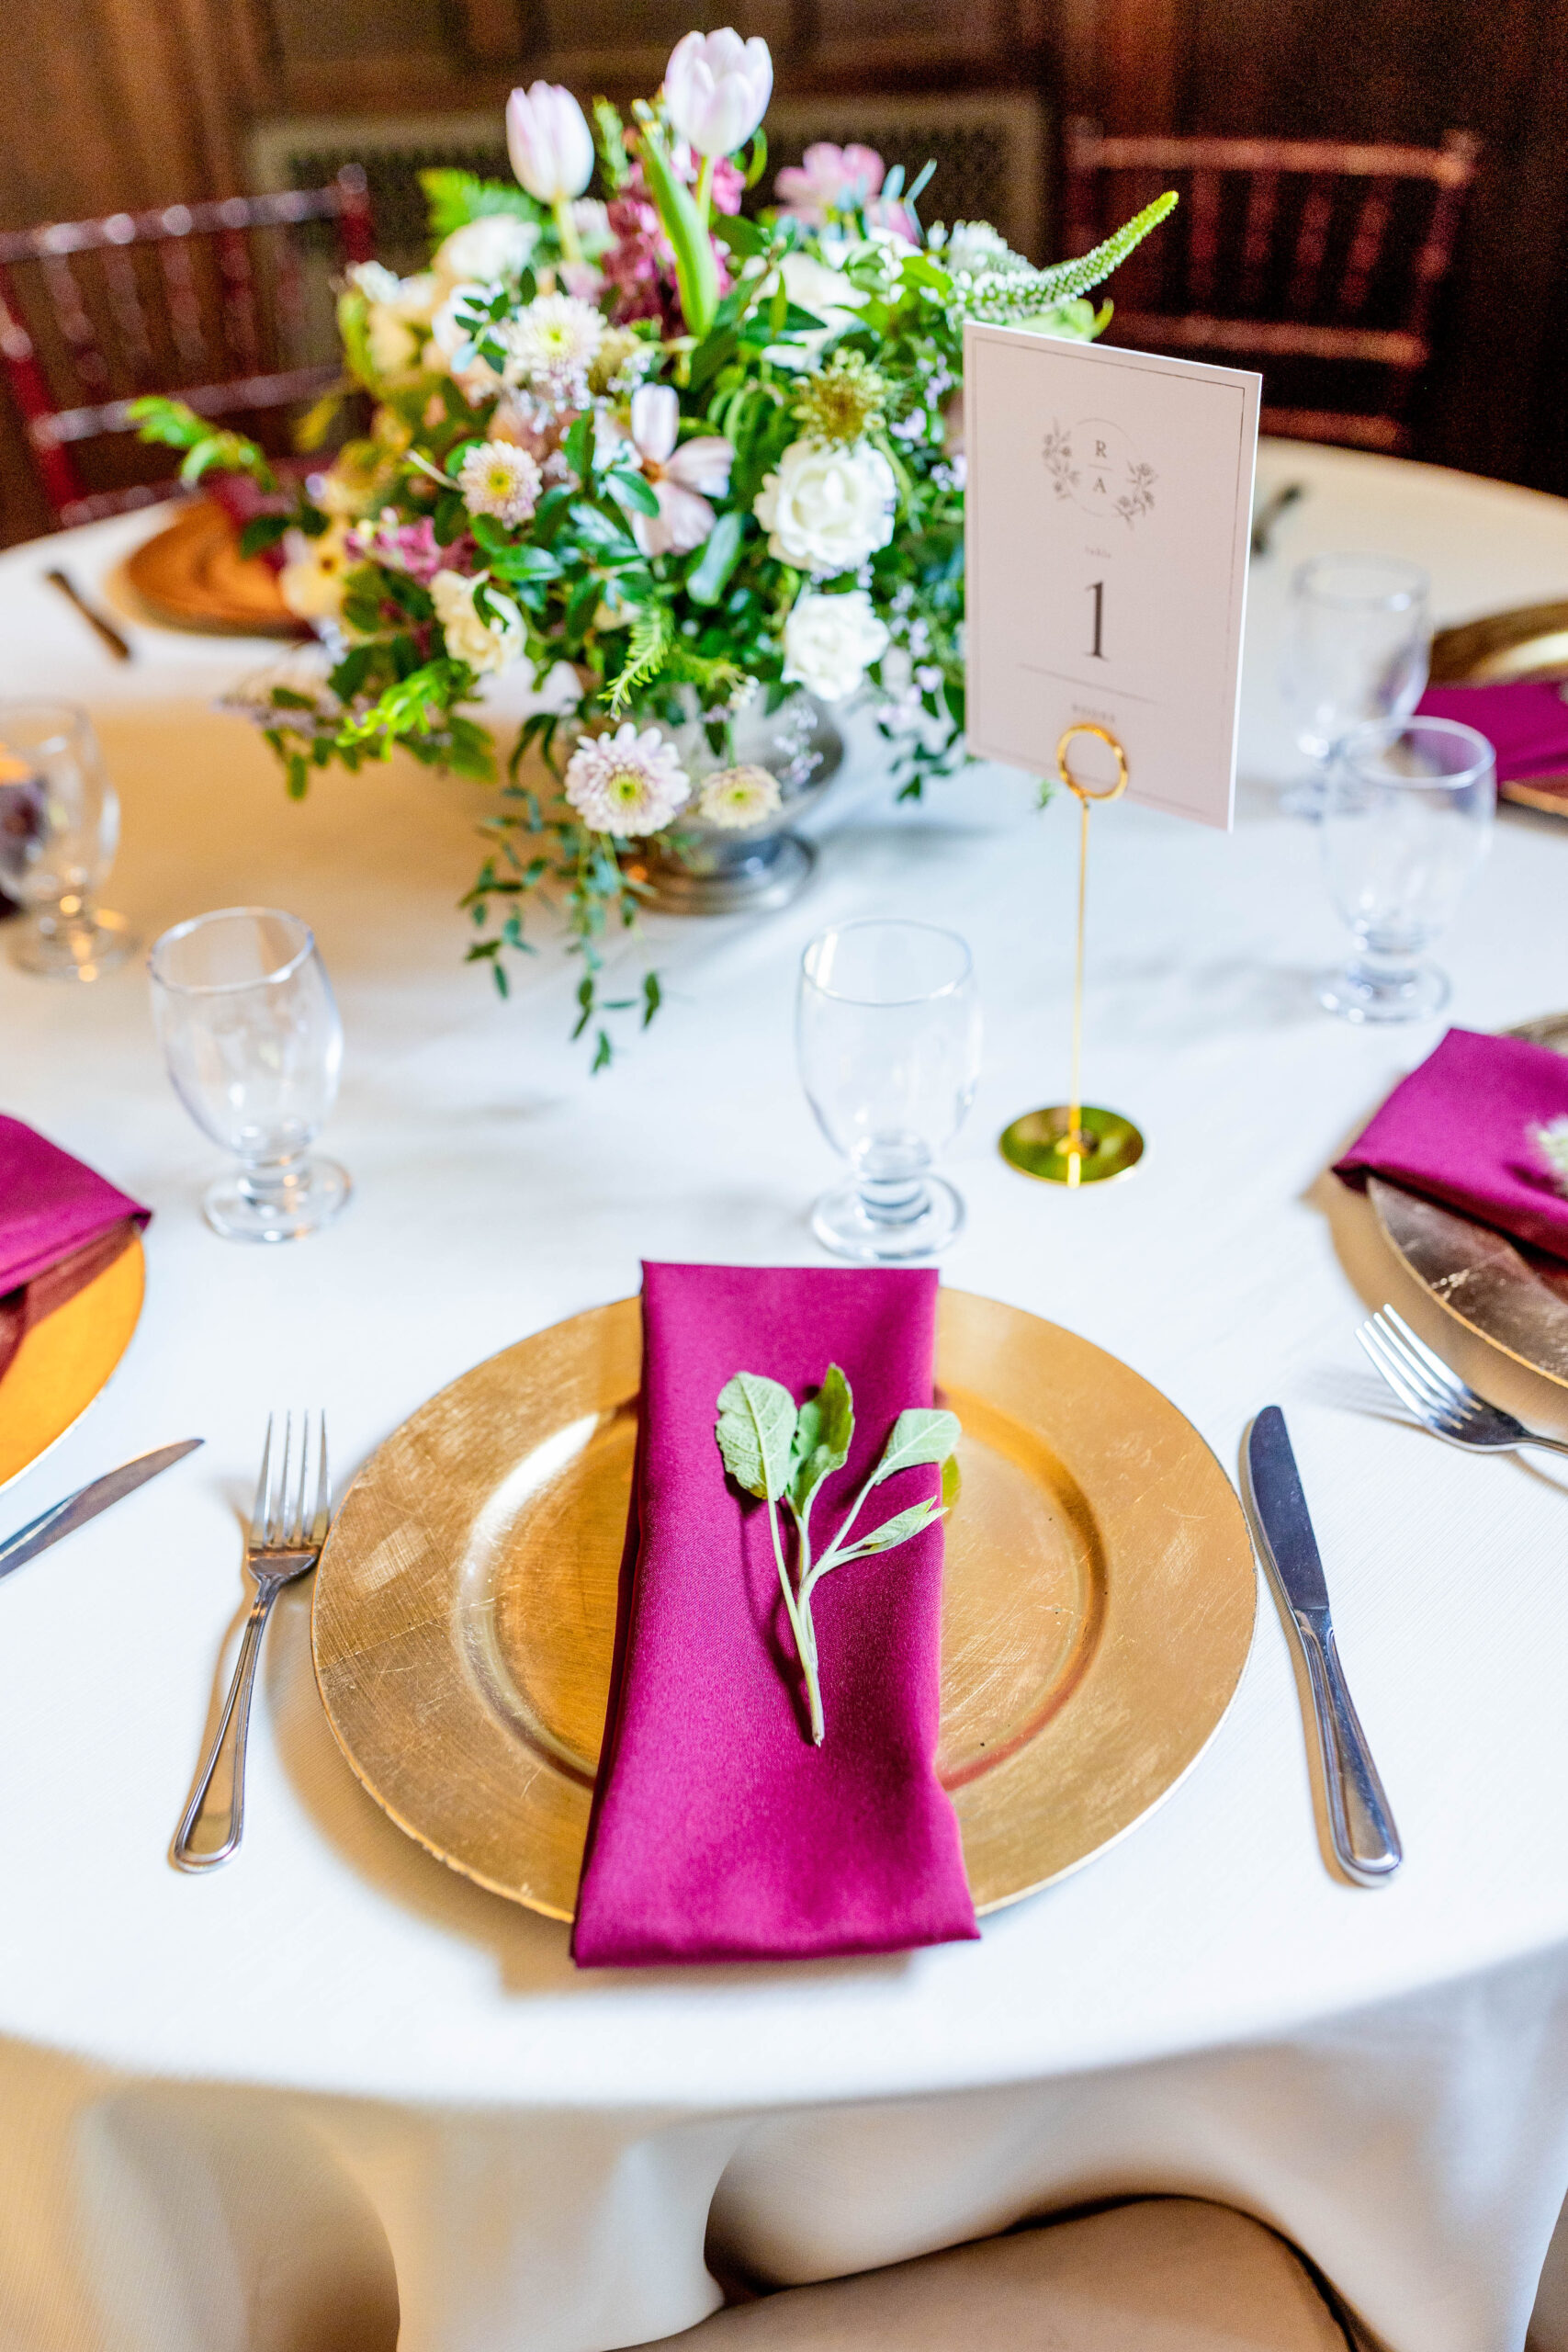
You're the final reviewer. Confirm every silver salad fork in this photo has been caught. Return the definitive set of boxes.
[1357,1307,1568,1460]
[172,1412,332,1871]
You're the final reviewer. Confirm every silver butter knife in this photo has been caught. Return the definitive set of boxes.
[0,1440,203,1581]
[1245,1407,1402,1885]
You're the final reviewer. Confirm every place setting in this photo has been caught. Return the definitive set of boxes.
[9,25,1568,2348]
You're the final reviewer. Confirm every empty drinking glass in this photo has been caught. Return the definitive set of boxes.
[797,919,981,1261]
[0,699,135,978]
[1317,716,1495,1023]
[1280,555,1430,819]
[149,908,351,1241]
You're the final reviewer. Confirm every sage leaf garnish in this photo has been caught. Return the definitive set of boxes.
[716,1373,796,1499]
[715,1366,961,1745]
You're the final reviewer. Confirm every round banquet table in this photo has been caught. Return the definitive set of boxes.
[4,441,1568,2352]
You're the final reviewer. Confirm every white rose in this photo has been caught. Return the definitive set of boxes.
[782,587,889,704]
[765,252,869,366]
[434,214,538,289]
[431,570,525,675]
[277,523,355,621]
[754,437,896,575]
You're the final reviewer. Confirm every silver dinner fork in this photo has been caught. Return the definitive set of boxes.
[1357,1306,1568,1460]
[172,1412,331,1871]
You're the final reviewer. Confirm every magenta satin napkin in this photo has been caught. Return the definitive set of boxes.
[0,1114,150,1295]
[571,1261,978,1967]
[1416,680,1568,785]
[1335,1027,1568,1263]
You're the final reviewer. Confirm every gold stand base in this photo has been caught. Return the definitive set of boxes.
[999,1105,1145,1186]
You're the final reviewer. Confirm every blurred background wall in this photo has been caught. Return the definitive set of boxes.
[1,0,1564,544]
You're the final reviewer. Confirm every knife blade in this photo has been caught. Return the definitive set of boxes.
[1245,1407,1402,1886]
[0,1440,203,1582]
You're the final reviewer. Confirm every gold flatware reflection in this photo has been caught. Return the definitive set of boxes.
[311,1292,1257,1921]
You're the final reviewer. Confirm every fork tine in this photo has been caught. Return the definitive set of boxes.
[1358,1320,1433,1420]
[1362,1321,1472,1435]
[1379,1306,1470,1404]
[1370,1312,1460,1413]
[289,1411,312,1545]
[271,1411,292,1546]
[311,1415,332,1544]
[249,1414,276,1544]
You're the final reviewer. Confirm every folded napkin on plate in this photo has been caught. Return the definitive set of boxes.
[0,1115,150,1380]
[1416,680,1568,786]
[1335,1026,1568,1262]
[572,1261,978,1967]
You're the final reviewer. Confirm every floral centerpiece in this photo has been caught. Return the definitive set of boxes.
[135,33,1173,1066]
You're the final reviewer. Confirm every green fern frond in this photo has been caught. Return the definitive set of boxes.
[958,191,1178,324]
[604,606,674,716]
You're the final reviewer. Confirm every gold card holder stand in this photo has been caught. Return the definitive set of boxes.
[1000,723,1145,1187]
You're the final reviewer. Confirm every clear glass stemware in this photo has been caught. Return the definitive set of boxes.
[148,908,352,1241]
[0,699,136,978]
[797,918,981,1261]
[1317,716,1495,1023]
[1280,554,1431,820]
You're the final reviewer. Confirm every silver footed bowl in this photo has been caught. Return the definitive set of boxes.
[643,688,843,916]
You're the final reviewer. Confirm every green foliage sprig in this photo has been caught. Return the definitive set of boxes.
[716,1366,960,1744]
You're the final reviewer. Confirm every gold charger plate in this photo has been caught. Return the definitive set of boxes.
[312,1291,1258,1922]
[0,1236,145,1488]
[121,499,306,637]
[1429,602,1568,819]
[1366,1011,1568,1393]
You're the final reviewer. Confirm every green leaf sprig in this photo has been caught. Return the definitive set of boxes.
[715,1367,959,1744]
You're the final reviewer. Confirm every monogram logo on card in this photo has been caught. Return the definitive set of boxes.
[1042,418,1156,527]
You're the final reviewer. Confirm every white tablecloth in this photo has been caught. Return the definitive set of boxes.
[4,444,1568,2352]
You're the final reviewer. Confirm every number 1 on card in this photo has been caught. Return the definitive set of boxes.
[1087,580,1106,661]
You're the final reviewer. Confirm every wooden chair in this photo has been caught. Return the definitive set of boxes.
[1062,119,1479,454]
[626,2199,1360,2350]
[0,168,375,529]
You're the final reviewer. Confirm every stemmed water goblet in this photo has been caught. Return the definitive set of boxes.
[0,699,136,978]
[149,908,352,1241]
[1317,715,1495,1023]
[1280,554,1431,820]
[797,919,981,1261]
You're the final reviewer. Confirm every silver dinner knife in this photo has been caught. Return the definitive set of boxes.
[0,1440,203,1581]
[1245,1407,1402,1886]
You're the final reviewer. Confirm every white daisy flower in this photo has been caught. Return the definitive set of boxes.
[698,763,782,830]
[457,440,542,526]
[501,293,604,398]
[564,723,691,836]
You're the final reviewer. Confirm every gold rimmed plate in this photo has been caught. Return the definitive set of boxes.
[119,500,307,638]
[1366,1016,1568,1392]
[311,1291,1258,1922]
[0,1230,146,1491]
[1429,603,1568,819]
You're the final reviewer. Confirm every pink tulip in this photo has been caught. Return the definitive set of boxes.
[773,142,886,225]
[663,29,773,161]
[506,83,595,205]
[619,384,733,557]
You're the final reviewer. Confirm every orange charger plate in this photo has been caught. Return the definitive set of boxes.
[0,1238,146,1488]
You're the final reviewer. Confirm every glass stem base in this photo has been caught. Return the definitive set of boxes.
[203,1154,352,1243]
[810,1174,964,1263]
[1315,958,1450,1024]
[10,904,135,980]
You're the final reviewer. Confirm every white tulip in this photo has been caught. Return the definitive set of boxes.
[782,588,889,703]
[754,437,896,575]
[663,29,773,159]
[506,82,595,205]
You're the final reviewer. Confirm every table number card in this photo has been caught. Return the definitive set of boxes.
[963,325,1261,828]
